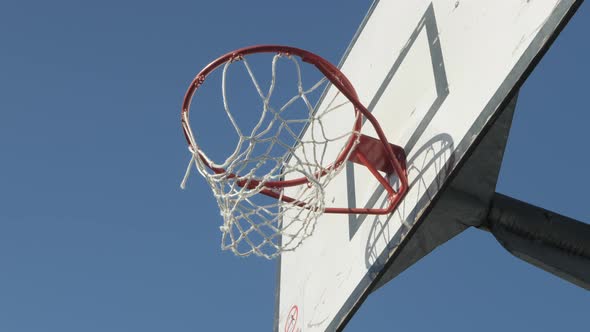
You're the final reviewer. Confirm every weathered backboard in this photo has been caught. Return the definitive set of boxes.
[275,1,582,331]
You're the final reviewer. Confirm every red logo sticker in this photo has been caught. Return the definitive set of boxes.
[284,305,299,332]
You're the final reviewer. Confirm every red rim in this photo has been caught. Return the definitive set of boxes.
[182,45,409,215]
[181,45,363,188]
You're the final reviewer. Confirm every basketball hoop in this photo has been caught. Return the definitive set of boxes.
[180,45,408,258]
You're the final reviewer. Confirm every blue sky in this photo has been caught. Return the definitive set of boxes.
[1,1,588,331]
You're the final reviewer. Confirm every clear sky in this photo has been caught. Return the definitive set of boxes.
[1,1,588,331]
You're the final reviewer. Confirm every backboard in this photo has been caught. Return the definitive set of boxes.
[275,1,582,331]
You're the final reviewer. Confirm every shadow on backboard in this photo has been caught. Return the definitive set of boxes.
[363,133,455,270]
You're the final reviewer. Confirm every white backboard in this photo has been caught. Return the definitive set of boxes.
[275,1,582,331]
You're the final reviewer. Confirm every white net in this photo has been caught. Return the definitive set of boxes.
[181,53,360,259]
